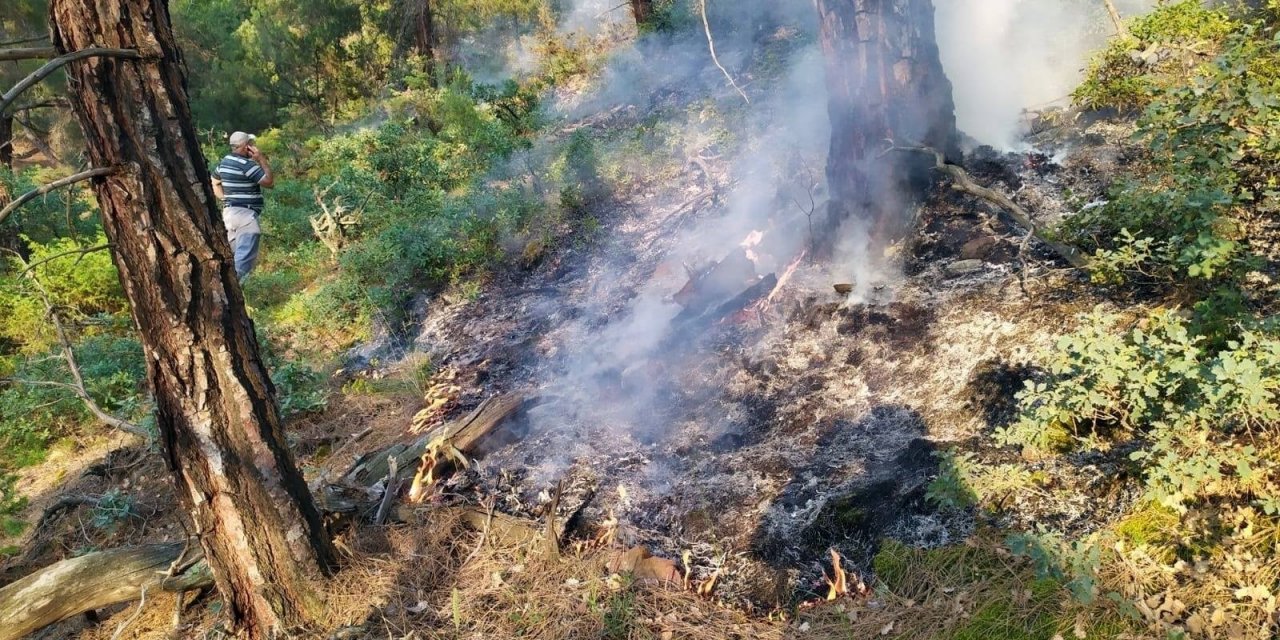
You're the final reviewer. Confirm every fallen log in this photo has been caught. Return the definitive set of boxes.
[0,543,212,640]
[4,394,525,637]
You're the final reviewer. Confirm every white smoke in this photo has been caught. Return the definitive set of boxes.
[934,0,1155,149]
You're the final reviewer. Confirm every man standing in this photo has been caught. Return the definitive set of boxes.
[211,131,275,281]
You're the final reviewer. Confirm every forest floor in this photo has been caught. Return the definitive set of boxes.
[1,32,1166,640]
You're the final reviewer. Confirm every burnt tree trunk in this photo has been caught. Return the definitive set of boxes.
[0,113,12,168]
[815,0,959,242]
[48,0,337,637]
[631,0,653,26]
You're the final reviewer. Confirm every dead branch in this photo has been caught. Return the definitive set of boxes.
[21,265,150,440]
[0,167,117,227]
[35,495,102,532]
[373,456,399,526]
[1,48,144,114]
[0,47,58,62]
[698,0,749,104]
[887,143,1089,269]
[18,243,112,277]
[0,36,48,47]
[1102,0,1129,38]
[108,585,147,640]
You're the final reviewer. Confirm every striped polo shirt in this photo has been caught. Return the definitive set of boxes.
[215,154,267,213]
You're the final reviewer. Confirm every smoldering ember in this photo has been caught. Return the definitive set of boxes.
[2,1,1279,639]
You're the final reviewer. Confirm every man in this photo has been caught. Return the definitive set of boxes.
[211,131,275,281]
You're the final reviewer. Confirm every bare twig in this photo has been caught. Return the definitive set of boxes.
[0,47,57,62]
[0,167,115,227]
[15,265,150,440]
[108,585,147,640]
[373,456,399,526]
[698,0,749,104]
[885,142,1089,269]
[0,36,48,48]
[1,48,144,114]
[18,243,112,277]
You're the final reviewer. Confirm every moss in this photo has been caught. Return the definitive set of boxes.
[1114,505,1179,548]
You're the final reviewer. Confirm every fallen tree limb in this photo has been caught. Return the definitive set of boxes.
[890,144,1089,269]
[0,543,212,640]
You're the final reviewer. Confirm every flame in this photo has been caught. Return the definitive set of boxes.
[681,550,693,590]
[697,569,720,596]
[767,251,806,304]
[594,509,619,547]
[825,549,848,601]
[407,452,438,503]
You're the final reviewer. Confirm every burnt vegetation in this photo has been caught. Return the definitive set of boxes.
[1,0,1279,639]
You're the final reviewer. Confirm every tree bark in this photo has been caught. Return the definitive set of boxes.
[48,1,337,637]
[0,113,12,168]
[0,543,213,640]
[631,0,653,26]
[814,0,959,242]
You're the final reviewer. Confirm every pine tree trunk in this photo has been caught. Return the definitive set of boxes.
[48,0,337,637]
[631,0,653,26]
[815,0,959,242]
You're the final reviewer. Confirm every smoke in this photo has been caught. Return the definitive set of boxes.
[934,0,1155,149]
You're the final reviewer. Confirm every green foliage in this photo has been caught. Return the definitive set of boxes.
[0,234,124,355]
[269,361,330,417]
[1003,310,1280,512]
[927,450,1045,511]
[1074,0,1238,112]
[89,488,136,534]
[1067,9,1280,288]
[0,473,30,538]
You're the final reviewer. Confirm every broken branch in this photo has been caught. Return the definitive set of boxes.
[0,46,58,62]
[887,143,1089,269]
[1,48,143,114]
[0,167,117,227]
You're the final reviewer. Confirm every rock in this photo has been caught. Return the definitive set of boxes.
[960,236,997,260]
[945,259,985,276]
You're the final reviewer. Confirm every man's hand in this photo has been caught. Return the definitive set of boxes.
[248,145,268,162]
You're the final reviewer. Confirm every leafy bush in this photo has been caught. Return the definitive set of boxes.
[270,361,330,417]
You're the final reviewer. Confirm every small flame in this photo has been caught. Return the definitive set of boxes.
[825,549,848,601]
[595,509,619,547]
[767,251,806,304]
[408,452,438,503]
[740,229,765,263]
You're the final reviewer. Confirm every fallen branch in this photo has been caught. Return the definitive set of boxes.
[698,0,749,104]
[888,143,1089,269]
[0,543,213,640]
[0,47,57,62]
[373,456,399,526]
[0,167,117,227]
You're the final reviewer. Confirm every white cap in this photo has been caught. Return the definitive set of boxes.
[228,131,256,147]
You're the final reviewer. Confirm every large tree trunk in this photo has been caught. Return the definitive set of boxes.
[48,0,337,637]
[815,0,959,242]
[412,0,438,87]
[631,0,653,26]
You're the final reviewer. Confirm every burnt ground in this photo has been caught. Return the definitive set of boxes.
[356,126,1130,611]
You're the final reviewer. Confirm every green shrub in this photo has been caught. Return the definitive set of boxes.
[1074,0,1238,112]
